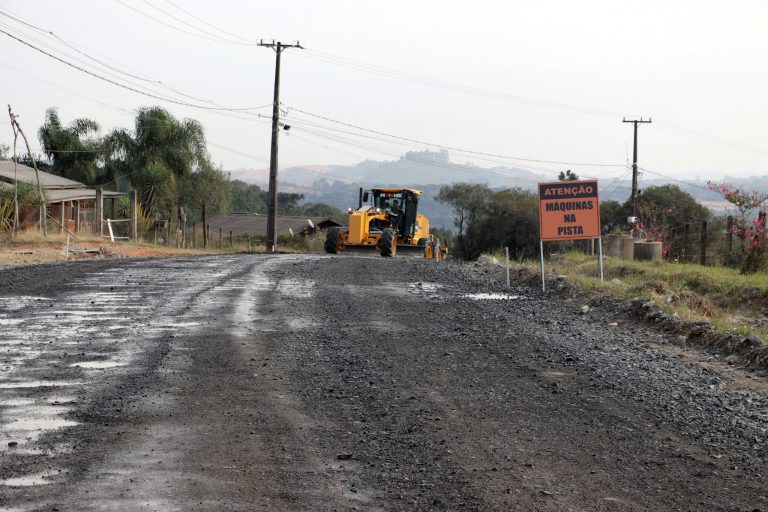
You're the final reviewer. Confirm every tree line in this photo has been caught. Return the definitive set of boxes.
[2,107,343,224]
[437,181,719,262]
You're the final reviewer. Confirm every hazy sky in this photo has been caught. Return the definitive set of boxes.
[1,0,766,185]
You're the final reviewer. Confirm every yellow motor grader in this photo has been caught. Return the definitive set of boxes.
[324,187,445,259]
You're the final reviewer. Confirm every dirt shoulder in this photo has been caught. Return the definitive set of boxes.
[0,237,232,270]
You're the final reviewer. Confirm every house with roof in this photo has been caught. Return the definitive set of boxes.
[0,161,124,234]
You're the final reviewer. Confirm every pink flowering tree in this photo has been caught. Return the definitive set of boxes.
[707,181,768,273]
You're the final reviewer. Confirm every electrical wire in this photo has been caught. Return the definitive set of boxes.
[637,166,713,193]
[0,8,274,114]
[113,0,256,46]
[161,0,258,45]
[0,25,273,114]
[299,49,630,119]
[139,0,255,45]
[287,106,624,168]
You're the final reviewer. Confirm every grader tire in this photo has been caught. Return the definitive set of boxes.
[325,227,344,254]
[379,228,396,257]
[417,237,430,258]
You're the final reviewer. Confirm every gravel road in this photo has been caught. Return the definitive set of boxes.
[1,254,767,511]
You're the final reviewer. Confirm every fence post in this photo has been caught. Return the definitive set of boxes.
[202,204,207,248]
[95,188,103,236]
[700,220,707,265]
[192,221,196,248]
[129,190,138,241]
[219,227,223,249]
[682,223,690,263]
[229,230,234,248]
[726,216,733,255]
[166,219,171,246]
[206,224,210,249]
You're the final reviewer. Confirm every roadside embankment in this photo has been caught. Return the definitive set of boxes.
[484,250,768,366]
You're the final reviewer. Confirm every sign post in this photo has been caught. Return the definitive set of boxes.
[537,180,603,291]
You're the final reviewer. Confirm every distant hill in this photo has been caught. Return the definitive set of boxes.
[228,150,756,229]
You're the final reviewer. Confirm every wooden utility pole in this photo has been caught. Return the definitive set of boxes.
[258,40,303,253]
[7,108,19,238]
[622,117,652,219]
[8,106,47,236]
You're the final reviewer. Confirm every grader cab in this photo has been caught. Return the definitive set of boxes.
[324,187,445,259]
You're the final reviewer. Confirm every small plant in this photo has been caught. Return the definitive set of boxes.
[637,206,673,257]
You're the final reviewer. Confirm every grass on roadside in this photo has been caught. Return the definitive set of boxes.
[489,249,768,342]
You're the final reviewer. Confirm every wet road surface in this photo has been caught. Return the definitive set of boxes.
[1,255,767,511]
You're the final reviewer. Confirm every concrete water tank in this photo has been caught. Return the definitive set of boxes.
[634,241,663,262]
[607,234,632,257]
[620,237,635,261]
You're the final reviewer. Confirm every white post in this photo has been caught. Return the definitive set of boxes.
[505,246,510,288]
[597,236,604,282]
[539,240,546,292]
[107,218,115,242]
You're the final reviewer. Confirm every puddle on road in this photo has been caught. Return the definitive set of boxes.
[1,470,63,487]
[70,361,127,369]
[0,296,51,312]
[464,293,524,300]
[6,417,78,431]
[0,398,36,407]
[0,380,83,389]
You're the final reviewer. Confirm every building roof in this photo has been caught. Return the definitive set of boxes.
[0,161,84,189]
[45,188,125,202]
[0,161,126,202]
[207,213,343,237]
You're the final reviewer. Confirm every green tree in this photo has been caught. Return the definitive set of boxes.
[299,202,345,224]
[437,183,495,260]
[230,180,267,212]
[179,164,231,219]
[38,108,107,186]
[558,169,579,181]
[489,187,540,259]
[600,200,624,234]
[107,106,208,218]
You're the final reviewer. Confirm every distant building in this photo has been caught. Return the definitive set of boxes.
[207,212,343,238]
[0,161,124,233]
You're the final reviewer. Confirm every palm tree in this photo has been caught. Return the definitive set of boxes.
[38,108,107,185]
[107,106,209,218]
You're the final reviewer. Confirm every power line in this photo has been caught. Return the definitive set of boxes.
[138,0,255,46]
[637,166,713,193]
[299,49,630,119]
[0,26,271,113]
[161,0,258,45]
[113,0,255,46]
[287,106,624,168]
[0,9,271,111]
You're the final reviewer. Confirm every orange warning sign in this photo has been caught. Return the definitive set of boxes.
[538,180,601,241]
